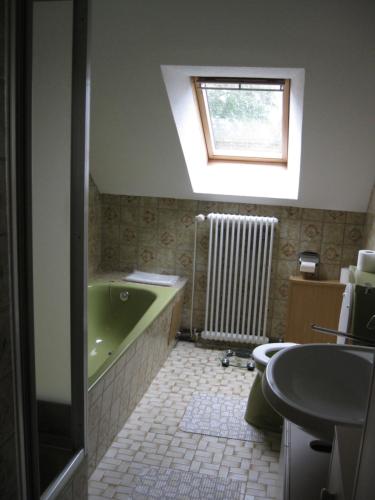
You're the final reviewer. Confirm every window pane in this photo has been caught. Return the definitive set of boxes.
[205,87,283,158]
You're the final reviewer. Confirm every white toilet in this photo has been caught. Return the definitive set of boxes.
[245,342,297,431]
[252,342,297,368]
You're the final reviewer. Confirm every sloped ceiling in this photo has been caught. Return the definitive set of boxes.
[90,0,375,211]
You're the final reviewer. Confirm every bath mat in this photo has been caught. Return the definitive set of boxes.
[179,393,265,443]
[125,465,244,499]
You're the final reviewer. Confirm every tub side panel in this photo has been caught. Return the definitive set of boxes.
[87,290,184,475]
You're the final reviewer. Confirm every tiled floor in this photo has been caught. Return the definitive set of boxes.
[88,341,281,500]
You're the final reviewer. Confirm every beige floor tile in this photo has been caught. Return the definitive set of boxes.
[89,341,281,499]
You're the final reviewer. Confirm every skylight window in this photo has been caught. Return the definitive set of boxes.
[193,77,290,165]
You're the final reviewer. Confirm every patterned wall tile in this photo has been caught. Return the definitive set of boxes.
[158,197,179,209]
[102,204,120,225]
[101,194,120,206]
[276,260,298,279]
[321,244,342,264]
[272,300,288,321]
[101,245,120,271]
[274,280,289,301]
[177,199,198,211]
[120,195,140,207]
[258,204,282,218]
[120,206,139,226]
[197,200,219,213]
[238,203,258,215]
[176,226,195,250]
[300,221,322,242]
[138,246,157,267]
[140,196,158,208]
[278,239,298,261]
[120,225,138,245]
[323,210,347,223]
[120,245,138,272]
[95,193,367,339]
[156,248,176,272]
[158,208,178,230]
[322,223,345,244]
[344,225,363,246]
[279,220,301,240]
[319,263,341,281]
[176,251,193,273]
[158,229,176,248]
[302,208,324,221]
[298,240,321,254]
[139,207,158,228]
[346,212,366,225]
[280,206,302,220]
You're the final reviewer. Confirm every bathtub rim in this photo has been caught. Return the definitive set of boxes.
[87,277,186,391]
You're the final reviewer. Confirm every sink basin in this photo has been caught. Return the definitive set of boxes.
[262,344,374,441]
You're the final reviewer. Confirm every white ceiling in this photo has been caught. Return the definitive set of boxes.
[89,0,375,211]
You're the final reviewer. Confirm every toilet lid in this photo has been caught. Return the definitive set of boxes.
[253,342,297,366]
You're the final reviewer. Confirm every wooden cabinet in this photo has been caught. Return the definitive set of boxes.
[285,277,345,344]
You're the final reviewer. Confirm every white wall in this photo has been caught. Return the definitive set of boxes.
[32,1,72,404]
[90,0,375,211]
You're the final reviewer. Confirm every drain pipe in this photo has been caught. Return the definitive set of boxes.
[189,214,205,340]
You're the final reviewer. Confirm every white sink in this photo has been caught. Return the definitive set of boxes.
[262,344,374,441]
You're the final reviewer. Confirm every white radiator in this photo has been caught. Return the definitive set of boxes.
[201,213,278,344]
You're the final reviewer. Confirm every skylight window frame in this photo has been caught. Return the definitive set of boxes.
[193,76,291,166]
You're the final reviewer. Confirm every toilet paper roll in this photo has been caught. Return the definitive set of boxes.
[357,250,375,274]
[300,261,316,273]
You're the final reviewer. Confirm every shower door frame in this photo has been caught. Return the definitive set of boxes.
[7,0,90,497]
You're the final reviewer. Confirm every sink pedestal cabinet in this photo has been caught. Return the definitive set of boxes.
[279,421,362,500]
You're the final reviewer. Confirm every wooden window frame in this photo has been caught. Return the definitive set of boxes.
[193,76,290,166]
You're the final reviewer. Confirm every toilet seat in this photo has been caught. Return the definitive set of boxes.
[253,342,297,366]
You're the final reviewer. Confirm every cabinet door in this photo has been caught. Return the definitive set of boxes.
[285,280,344,344]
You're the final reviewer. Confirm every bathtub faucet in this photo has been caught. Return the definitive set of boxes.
[120,290,129,302]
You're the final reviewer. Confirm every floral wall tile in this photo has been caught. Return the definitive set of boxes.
[280,206,302,220]
[344,224,363,246]
[120,206,139,226]
[120,195,140,207]
[321,243,342,263]
[177,199,198,210]
[323,210,347,223]
[238,204,258,215]
[102,204,120,225]
[278,239,299,260]
[158,197,178,209]
[139,207,157,228]
[120,225,138,245]
[322,223,345,244]
[274,280,289,301]
[346,212,366,225]
[280,220,301,240]
[319,263,341,280]
[302,208,324,221]
[95,192,367,339]
[300,221,322,242]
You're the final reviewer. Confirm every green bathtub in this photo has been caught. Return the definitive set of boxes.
[88,281,179,387]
